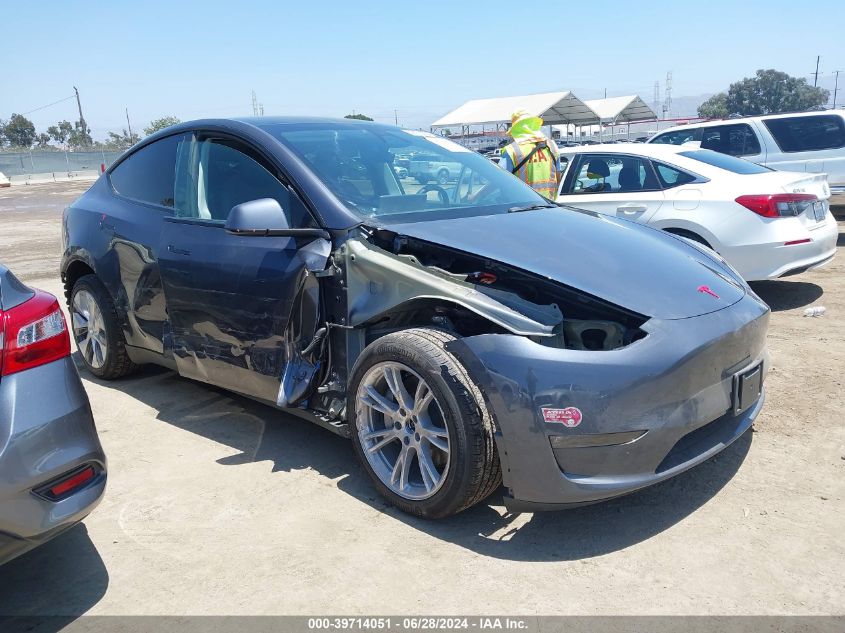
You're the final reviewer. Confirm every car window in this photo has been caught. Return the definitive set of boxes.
[678,149,771,174]
[109,134,187,208]
[564,155,613,194]
[699,124,761,156]
[265,124,543,221]
[562,154,660,194]
[651,161,698,188]
[174,137,313,226]
[650,128,699,145]
[763,115,845,152]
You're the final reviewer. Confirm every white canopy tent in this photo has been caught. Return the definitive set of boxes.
[430,91,599,134]
[583,95,657,123]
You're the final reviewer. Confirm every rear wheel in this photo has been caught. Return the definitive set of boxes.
[349,328,501,519]
[70,275,138,379]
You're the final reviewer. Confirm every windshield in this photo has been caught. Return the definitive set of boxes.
[260,122,548,223]
[678,149,772,174]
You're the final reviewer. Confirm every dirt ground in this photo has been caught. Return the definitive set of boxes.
[0,180,842,618]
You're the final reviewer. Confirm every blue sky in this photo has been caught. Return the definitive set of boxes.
[4,0,844,138]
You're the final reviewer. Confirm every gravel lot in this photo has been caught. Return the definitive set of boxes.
[0,181,843,618]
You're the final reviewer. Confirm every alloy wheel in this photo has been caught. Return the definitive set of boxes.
[71,289,108,369]
[356,361,451,500]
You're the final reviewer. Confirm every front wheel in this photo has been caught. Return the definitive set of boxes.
[348,328,501,519]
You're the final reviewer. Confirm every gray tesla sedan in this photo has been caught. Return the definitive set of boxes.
[61,117,768,518]
[0,264,106,563]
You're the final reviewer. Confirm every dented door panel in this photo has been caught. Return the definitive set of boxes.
[158,217,330,402]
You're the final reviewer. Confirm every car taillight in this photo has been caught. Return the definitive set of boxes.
[1,290,70,376]
[735,193,818,218]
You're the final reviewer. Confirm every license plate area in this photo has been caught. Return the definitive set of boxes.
[812,200,827,222]
[733,362,763,415]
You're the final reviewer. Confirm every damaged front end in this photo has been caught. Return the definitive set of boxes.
[284,226,649,434]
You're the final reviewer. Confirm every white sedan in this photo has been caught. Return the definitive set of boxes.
[555,143,838,280]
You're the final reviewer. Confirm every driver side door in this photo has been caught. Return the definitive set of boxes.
[158,133,329,403]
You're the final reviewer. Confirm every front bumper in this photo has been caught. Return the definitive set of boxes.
[448,292,769,510]
[0,357,106,564]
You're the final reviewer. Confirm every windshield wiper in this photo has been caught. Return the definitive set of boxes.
[507,203,557,213]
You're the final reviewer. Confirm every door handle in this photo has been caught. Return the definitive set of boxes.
[617,204,647,214]
[167,245,191,256]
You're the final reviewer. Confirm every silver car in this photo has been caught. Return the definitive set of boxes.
[0,264,106,564]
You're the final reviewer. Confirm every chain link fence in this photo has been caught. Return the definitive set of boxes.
[0,149,124,178]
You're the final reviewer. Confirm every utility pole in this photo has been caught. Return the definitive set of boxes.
[813,56,820,87]
[251,91,259,116]
[653,80,660,116]
[662,71,673,119]
[73,85,87,136]
[833,70,841,109]
[394,109,398,125]
[125,107,133,138]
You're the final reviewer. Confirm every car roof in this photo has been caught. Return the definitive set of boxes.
[558,142,691,157]
[652,108,845,135]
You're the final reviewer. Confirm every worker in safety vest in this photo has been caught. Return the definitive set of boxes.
[499,109,562,200]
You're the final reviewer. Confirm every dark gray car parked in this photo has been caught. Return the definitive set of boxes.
[0,264,106,563]
[61,117,768,518]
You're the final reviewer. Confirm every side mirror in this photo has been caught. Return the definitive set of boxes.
[225,198,290,235]
[224,198,329,239]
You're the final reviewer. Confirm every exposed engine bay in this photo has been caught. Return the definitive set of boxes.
[352,227,648,351]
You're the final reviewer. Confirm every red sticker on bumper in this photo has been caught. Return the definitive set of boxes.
[541,407,583,427]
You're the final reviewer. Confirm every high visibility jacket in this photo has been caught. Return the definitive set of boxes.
[502,139,559,199]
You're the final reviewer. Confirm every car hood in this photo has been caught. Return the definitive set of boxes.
[379,207,746,320]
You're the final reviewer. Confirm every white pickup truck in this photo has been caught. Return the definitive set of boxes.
[649,109,845,206]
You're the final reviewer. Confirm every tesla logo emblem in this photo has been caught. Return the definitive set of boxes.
[698,285,720,299]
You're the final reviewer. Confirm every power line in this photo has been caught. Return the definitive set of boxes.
[22,94,75,115]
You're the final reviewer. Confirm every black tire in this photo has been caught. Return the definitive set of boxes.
[70,274,139,379]
[437,169,449,185]
[348,328,501,519]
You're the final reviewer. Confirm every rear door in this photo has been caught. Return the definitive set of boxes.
[102,133,190,354]
[157,133,329,403]
[557,152,665,222]
[760,114,845,187]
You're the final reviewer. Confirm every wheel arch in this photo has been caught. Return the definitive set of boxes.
[661,226,715,249]
[61,257,97,305]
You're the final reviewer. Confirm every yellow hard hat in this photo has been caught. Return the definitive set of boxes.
[508,109,544,137]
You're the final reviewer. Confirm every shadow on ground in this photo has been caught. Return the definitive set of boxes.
[749,279,824,311]
[0,524,108,627]
[82,358,753,563]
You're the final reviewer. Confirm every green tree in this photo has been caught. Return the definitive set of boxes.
[3,113,37,148]
[143,116,181,136]
[36,133,52,149]
[344,113,374,121]
[0,119,6,147]
[105,129,140,149]
[68,120,93,149]
[47,120,74,146]
[724,69,829,116]
[697,93,729,119]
